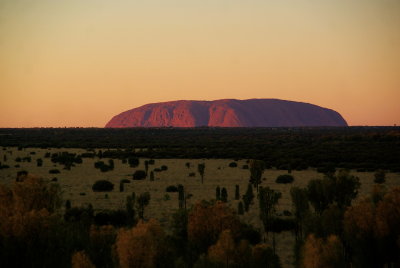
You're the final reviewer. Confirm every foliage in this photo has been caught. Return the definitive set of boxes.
[166,185,179,192]
[344,187,400,267]
[238,202,244,215]
[216,186,221,200]
[128,157,139,168]
[249,160,265,191]
[374,169,386,184]
[71,251,95,268]
[137,192,150,219]
[275,174,294,184]
[302,234,345,268]
[2,127,400,172]
[49,169,61,174]
[132,170,146,180]
[198,163,205,184]
[242,183,254,212]
[307,169,360,213]
[221,188,228,203]
[92,180,114,192]
[188,201,241,253]
[259,187,281,235]
[115,219,166,268]
[235,185,240,200]
[229,162,237,167]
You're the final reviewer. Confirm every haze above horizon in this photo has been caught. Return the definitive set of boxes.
[1,0,399,127]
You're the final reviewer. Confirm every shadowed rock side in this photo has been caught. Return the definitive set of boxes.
[105,99,348,127]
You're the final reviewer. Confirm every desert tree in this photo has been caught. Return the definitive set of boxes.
[235,185,240,200]
[221,188,228,203]
[208,230,236,267]
[302,234,345,268]
[188,201,241,253]
[249,159,265,191]
[126,192,136,225]
[290,187,309,239]
[374,169,386,184]
[178,184,185,209]
[198,163,206,184]
[216,186,221,200]
[136,192,150,219]
[238,202,244,215]
[259,187,281,252]
[115,219,166,268]
[242,183,254,212]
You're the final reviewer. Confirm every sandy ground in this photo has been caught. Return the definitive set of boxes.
[1,147,399,268]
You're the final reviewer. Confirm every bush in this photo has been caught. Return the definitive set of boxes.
[189,172,196,177]
[228,162,237,167]
[374,169,386,184]
[133,170,146,180]
[161,165,168,171]
[275,174,294,184]
[166,185,178,192]
[36,158,43,167]
[92,180,114,192]
[94,210,128,226]
[317,165,336,175]
[49,169,60,174]
[128,157,139,168]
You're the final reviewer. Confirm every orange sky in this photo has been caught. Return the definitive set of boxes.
[0,0,399,127]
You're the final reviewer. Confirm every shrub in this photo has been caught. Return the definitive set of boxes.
[275,174,294,184]
[189,172,196,177]
[229,162,237,168]
[166,185,178,192]
[133,170,146,180]
[49,169,60,174]
[161,165,168,171]
[374,169,386,184]
[36,158,43,167]
[128,157,139,168]
[94,210,128,226]
[317,165,336,175]
[92,180,114,192]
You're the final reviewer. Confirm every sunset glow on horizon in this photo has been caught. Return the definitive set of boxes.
[1,0,399,127]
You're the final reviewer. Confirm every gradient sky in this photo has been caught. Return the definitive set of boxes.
[1,0,399,127]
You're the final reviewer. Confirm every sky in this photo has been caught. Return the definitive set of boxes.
[0,0,399,127]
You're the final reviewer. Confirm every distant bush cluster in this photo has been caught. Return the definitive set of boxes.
[1,127,399,172]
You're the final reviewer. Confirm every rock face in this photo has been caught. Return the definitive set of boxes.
[105,99,347,127]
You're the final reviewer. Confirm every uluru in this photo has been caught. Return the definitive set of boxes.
[105,99,347,128]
